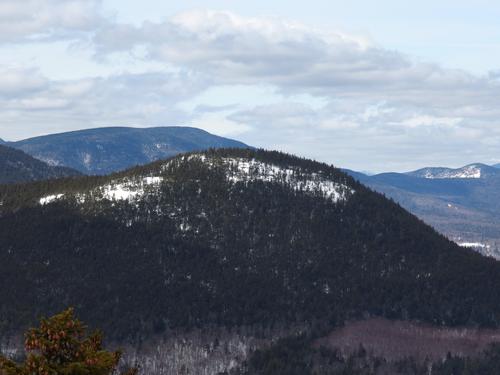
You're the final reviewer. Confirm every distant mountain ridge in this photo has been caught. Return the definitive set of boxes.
[406,163,500,179]
[5,126,249,175]
[0,144,80,184]
[346,162,500,257]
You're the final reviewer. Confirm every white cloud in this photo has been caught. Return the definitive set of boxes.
[16,97,70,110]
[230,102,318,129]
[95,10,395,88]
[93,9,495,100]
[0,0,104,43]
[0,67,48,96]
[398,115,463,128]
[190,112,252,137]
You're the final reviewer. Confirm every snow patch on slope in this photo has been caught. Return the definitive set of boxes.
[37,156,61,167]
[100,182,143,201]
[39,177,163,205]
[177,155,353,202]
[225,158,352,202]
[89,176,164,202]
[39,194,64,205]
[82,153,92,169]
[458,242,489,249]
[410,164,486,179]
[428,165,481,179]
[457,241,500,259]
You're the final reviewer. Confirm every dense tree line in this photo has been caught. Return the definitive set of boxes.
[238,336,500,375]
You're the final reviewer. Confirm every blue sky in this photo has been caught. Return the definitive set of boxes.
[1,0,500,171]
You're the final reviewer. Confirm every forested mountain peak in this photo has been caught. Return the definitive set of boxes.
[36,150,355,209]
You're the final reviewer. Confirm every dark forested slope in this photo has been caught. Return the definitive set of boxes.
[0,144,80,184]
[0,148,500,342]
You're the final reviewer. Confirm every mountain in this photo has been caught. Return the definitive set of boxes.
[494,163,500,169]
[6,126,249,175]
[406,163,500,179]
[0,144,80,184]
[346,164,500,257]
[2,149,500,373]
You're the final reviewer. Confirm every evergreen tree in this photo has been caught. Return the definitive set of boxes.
[0,308,137,375]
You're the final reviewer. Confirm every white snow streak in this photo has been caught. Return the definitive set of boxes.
[39,194,64,205]
[95,176,164,202]
[458,242,490,249]
[38,177,164,205]
[423,165,482,179]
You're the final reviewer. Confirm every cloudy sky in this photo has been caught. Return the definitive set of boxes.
[1,0,500,172]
